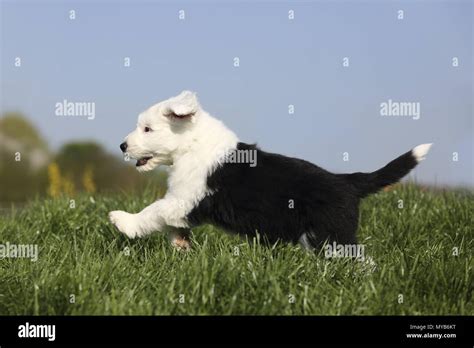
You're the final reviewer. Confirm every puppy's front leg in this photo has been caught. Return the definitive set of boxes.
[109,210,141,238]
[109,200,166,239]
[109,197,187,239]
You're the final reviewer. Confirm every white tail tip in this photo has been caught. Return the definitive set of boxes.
[413,143,433,162]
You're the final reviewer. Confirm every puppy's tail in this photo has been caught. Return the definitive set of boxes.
[341,143,432,198]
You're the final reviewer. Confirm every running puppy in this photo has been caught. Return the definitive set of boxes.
[109,91,432,250]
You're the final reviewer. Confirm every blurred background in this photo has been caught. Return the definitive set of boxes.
[0,0,472,206]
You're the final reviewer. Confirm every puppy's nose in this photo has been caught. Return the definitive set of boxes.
[120,142,128,152]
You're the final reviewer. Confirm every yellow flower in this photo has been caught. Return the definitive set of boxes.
[62,174,75,197]
[47,163,62,197]
[82,166,96,193]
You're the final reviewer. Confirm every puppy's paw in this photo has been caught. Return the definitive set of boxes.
[108,210,141,238]
[171,236,192,251]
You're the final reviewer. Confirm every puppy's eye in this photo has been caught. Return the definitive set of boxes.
[144,127,152,133]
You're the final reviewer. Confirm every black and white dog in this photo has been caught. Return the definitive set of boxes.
[109,91,432,250]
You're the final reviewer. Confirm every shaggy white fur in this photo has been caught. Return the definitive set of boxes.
[109,91,238,240]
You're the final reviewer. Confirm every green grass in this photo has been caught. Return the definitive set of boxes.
[0,184,472,315]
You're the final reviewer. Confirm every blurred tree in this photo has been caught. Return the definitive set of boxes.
[54,141,163,194]
[0,113,48,151]
[0,113,49,203]
[0,113,167,205]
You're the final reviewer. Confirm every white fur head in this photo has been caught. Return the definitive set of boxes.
[121,91,201,172]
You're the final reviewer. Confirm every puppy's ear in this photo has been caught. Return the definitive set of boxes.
[164,91,199,121]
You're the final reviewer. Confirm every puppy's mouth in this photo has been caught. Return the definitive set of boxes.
[136,156,153,167]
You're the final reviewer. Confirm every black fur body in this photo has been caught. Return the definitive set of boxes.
[187,142,419,249]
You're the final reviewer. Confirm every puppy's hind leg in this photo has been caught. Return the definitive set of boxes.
[167,226,192,251]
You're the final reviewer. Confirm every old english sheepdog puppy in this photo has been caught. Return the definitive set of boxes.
[109,91,432,251]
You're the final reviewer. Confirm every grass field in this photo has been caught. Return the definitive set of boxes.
[0,184,472,315]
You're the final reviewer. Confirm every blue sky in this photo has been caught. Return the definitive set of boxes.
[1,0,472,187]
